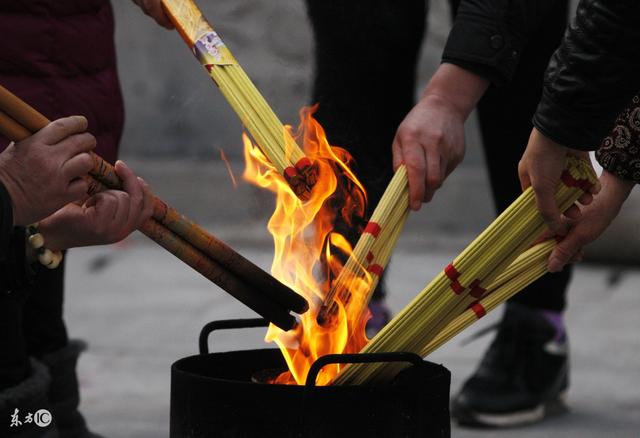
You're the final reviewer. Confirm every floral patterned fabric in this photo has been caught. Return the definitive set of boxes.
[596,94,640,184]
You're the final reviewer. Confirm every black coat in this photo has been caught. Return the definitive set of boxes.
[443,0,640,152]
[0,182,33,293]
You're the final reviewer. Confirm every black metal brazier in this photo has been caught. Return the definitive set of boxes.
[170,318,451,438]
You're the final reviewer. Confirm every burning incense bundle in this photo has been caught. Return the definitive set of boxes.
[0,84,307,330]
[335,157,597,385]
[316,166,410,329]
[161,0,316,199]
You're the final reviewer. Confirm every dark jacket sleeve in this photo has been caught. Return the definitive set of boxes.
[442,0,561,86]
[0,181,35,293]
[596,94,640,184]
[533,0,640,151]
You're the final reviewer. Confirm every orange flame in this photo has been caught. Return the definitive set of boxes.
[243,106,371,385]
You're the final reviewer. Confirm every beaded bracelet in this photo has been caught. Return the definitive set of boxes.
[26,223,63,269]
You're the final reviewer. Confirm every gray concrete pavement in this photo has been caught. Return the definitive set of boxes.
[64,236,640,438]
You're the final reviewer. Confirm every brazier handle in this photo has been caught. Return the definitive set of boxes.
[199,318,269,354]
[305,352,424,387]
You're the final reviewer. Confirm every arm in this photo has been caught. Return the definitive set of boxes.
[393,0,563,210]
[443,0,562,86]
[392,63,488,210]
[533,0,640,151]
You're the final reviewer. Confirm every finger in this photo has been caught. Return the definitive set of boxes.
[115,161,143,207]
[34,116,89,145]
[589,179,602,195]
[392,137,403,171]
[137,177,155,228]
[562,204,582,223]
[578,191,593,206]
[423,150,442,203]
[56,132,96,160]
[518,160,532,191]
[62,152,93,181]
[532,182,562,233]
[65,177,90,202]
[116,161,145,231]
[402,142,427,211]
[548,231,585,273]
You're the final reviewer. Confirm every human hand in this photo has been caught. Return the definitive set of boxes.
[38,161,154,250]
[393,94,465,210]
[519,128,601,233]
[132,0,174,29]
[0,116,96,226]
[547,170,634,272]
[392,63,489,211]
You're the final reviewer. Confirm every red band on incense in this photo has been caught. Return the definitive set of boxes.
[444,263,460,281]
[368,264,384,277]
[470,302,487,319]
[363,222,382,238]
[469,279,486,299]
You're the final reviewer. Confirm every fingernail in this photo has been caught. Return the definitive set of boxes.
[548,257,563,273]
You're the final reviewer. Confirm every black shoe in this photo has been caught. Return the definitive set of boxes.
[452,303,569,428]
[41,340,103,438]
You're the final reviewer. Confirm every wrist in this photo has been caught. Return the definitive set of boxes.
[601,170,634,203]
[37,217,67,252]
[422,63,489,120]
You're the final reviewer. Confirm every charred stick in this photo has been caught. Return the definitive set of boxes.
[0,85,306,326]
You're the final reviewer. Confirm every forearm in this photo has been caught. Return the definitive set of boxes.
[533,1,640,151]
[422,63,489,120]
[443,0,561,86]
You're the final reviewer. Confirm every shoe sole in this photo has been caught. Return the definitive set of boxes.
[454,391,569,428]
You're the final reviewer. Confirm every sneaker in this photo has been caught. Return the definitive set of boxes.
[452,303,569,428]
[366,299,391,338]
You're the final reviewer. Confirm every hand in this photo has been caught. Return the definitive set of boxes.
[38,161,154,250]
[519,128,601,233]
[392,63,489,210]
[547,170,634,272]
[132,0,174,29]
[0,116,96,226]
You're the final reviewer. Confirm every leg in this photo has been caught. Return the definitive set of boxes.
[305,0,427,318]
[453,1,573,427]
[22,260,102,438]
[477,0,572,312]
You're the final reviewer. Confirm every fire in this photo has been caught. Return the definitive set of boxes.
[243,106,371,385]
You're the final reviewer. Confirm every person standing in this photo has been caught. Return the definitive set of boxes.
[305,0,574,427]
[0,1,171,436]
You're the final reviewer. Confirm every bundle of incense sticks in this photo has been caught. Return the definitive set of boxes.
[0,84,307,330]
[335,157,597,385]
[161,0,316,200]
[317,166,409,326]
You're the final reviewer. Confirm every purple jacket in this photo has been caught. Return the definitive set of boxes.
[0,0,124,163]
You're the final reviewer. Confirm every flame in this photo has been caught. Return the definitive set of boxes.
[243,106,371,385]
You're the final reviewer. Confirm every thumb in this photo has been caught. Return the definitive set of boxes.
[548,231,585,273]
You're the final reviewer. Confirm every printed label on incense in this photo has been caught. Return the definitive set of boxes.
[193,32,236,66]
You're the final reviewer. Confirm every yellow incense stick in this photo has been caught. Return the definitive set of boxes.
[335,157,596,385]
[161,0,316,199]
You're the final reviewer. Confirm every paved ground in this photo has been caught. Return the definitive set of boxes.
[64,232,640,438]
